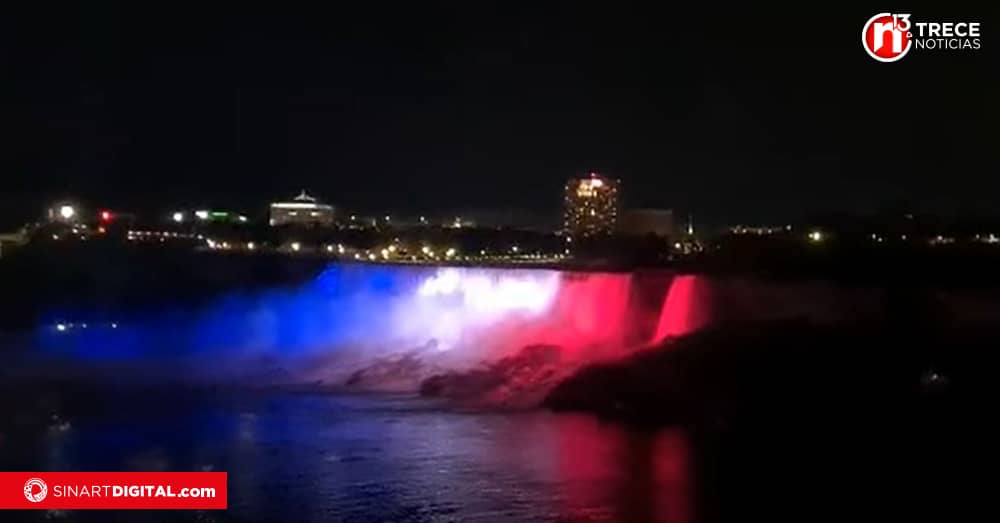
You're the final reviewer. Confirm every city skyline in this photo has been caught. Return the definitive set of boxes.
[5,3,995,228]
[1,5,988,521]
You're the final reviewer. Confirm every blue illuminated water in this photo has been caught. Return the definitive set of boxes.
[30,265,640,390]
[1,389,692,523]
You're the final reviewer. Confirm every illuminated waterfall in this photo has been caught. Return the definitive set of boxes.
[38,265,635,372]
[652,275,709,344]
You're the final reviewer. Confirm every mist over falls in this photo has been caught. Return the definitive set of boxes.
[28,262,994,406]
[34,265,704,395]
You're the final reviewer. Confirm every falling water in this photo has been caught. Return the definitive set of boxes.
[652,275,708,344]
[35,265,638,384]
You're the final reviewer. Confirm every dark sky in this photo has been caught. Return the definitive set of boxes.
[2,2,996,227]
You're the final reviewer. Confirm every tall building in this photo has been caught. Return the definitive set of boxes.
[563,173,620,238]
[269,190,334,227]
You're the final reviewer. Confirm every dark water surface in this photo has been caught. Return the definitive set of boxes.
[1,390,692,522]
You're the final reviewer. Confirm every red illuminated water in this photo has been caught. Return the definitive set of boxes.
[511,272,633,360]
[652,275,708,343]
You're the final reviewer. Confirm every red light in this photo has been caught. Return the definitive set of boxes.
[653,275,708,343]
[100,210,113,222]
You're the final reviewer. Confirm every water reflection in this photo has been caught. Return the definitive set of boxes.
[14,391,692,522]
[552,416,690,523]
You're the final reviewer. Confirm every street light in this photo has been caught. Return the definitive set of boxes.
[59,205,75,220]
[172,212,184,223]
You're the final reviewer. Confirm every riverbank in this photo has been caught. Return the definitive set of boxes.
[543,319,977,426]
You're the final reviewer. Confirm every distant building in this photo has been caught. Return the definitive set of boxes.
[618,209,674,237]
[0,230,27,259]
[447,216,476,229]
[728,224,789,236]
[269,191,334,227]
[47,202,81,224]
[563,173,620,238]
[187,210,248,224]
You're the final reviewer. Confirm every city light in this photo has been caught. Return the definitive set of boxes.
[195,210,209,220]
[100,210,113,222]
[566,175,619,237]
[56,323,67,332]
[172,212,184,223]
[291,242,301,252]
[337,244,345,254]
[446,247,456,257]
[326,245,335,253]
[246,242,255,250]
[59,205,75,220]
[239,215,248,223]
[808,230,824,243]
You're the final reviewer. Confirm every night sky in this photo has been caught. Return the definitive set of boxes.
[3,2,995,228]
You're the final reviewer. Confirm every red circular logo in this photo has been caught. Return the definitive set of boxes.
[862,13,912,62]
[23,478,48,503]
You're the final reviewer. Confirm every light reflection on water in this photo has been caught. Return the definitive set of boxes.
[12,392,692,522]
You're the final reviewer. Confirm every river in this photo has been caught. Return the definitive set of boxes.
[2,388,692,522]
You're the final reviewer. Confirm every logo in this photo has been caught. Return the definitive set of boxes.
[862,13,912,62]
[23,478,48,503]
[862,13,981,62]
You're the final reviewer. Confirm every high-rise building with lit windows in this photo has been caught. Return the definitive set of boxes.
[563,173,620,238]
